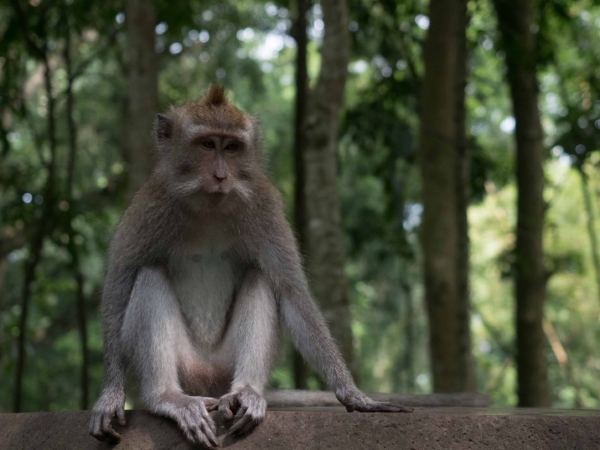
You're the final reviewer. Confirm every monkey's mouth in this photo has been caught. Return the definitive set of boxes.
[207,185,232,195]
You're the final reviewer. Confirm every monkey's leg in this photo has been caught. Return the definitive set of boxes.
[121,266,219,448]
[217,269,278,436]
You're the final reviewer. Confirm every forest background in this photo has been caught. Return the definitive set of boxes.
[1,0,599,413]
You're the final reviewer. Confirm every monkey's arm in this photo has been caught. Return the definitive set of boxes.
[217,270,277,436]
[278,281,412,412]
[89,262,137,442]
[90,192,181,442]
[258,211,411,413]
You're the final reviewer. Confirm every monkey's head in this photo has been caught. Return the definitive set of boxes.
[154,84,261,199]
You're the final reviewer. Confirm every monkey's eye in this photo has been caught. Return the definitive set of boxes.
[225,142,239,152]
[202,140,215,149]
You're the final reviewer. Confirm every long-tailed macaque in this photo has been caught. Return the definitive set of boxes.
[89,84,411,448]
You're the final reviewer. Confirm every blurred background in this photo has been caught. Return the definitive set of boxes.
[1,0,599,413]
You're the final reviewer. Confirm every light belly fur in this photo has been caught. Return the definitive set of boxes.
[168,251,239,352]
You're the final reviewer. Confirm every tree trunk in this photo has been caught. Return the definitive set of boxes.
[454,0,476,392]
[64,31,90,410]
[394,280,415,393]
[419,0,460,393]
[14,54,57,414]
[579,167,600,307]
[302,0,355,375]
[0,258,7,309]
[126,0,158,198]
[292,0,310,390]
[493,0,548,407]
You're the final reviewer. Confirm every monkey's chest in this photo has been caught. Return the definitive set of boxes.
[169,253,239,350]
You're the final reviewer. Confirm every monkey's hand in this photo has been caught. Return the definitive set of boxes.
[89,387,126,443]
[158,396,219,449]
[336,386,414,413]
[218,386,267,436]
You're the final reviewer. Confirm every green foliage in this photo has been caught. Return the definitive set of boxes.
[1,0,600,412]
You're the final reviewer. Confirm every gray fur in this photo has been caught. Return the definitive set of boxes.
[90,90,410,448]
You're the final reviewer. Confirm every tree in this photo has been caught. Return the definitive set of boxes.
[11,0,59,412]
[302,0,355,376]
[291,0,311,389]
[493,0,548,406]
[64,23,90,409]
[579,167,600,307]
[125,0,158,198]
[419,0,473,393]
[454,0,475,393]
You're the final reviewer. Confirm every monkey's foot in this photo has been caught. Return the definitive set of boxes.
[336,387,414,413]
[89,388,126,443]
[218,386,267,436]
[153,394,219,448]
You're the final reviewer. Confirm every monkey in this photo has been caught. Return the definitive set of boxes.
[89,84,412,448]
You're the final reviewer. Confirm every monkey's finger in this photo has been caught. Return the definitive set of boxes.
[196,432,214,450]
[389,404,414,413]
[204,398,219,412]
[190,427,212,449]
[192,426,213,449]
[375,402,413,412]
[360,402,414,413]
[199,408,218,438]
[345,404,355,413]
[236,392,244,404]
[219,397,235,420]
[236,415,261,436]
[89,413,102,436]
[102,427,123,442]
[182,415,212,450]
[181,418,200,445]
[98,416,122,443]
[200,420,219,447]
[183,429,197,446]
[96,431,122,444]
[229,408,251,435]
[219,404,234,420]
[90,417,112,443]
[233,405,248,421]
[117,408,127,426]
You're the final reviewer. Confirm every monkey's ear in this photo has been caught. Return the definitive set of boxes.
[155,114,173,147]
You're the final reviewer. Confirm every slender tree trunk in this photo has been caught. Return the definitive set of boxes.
[126,0,158,198]
[64,31,90,410]
[0,258,7,309]
[292,0,310,390]
[454,0,475,392]
[14,55,57,413]
[404,283,415,392]
[394,280,415,393]
[419,0,460,393]
[302,0,355,375]
[579,167,600,306]
[493,0,548,407]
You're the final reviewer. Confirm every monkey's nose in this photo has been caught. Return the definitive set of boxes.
[214,174,227,183]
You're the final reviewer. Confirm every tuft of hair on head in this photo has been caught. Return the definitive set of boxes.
[202,83,227,106]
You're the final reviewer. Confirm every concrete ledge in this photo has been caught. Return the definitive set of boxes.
[265,389,492,407]
[2,407,600,449]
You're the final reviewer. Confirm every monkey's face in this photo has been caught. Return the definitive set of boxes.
[155,85,260,200]
[155,114,258,200]
[182,133,247,195]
